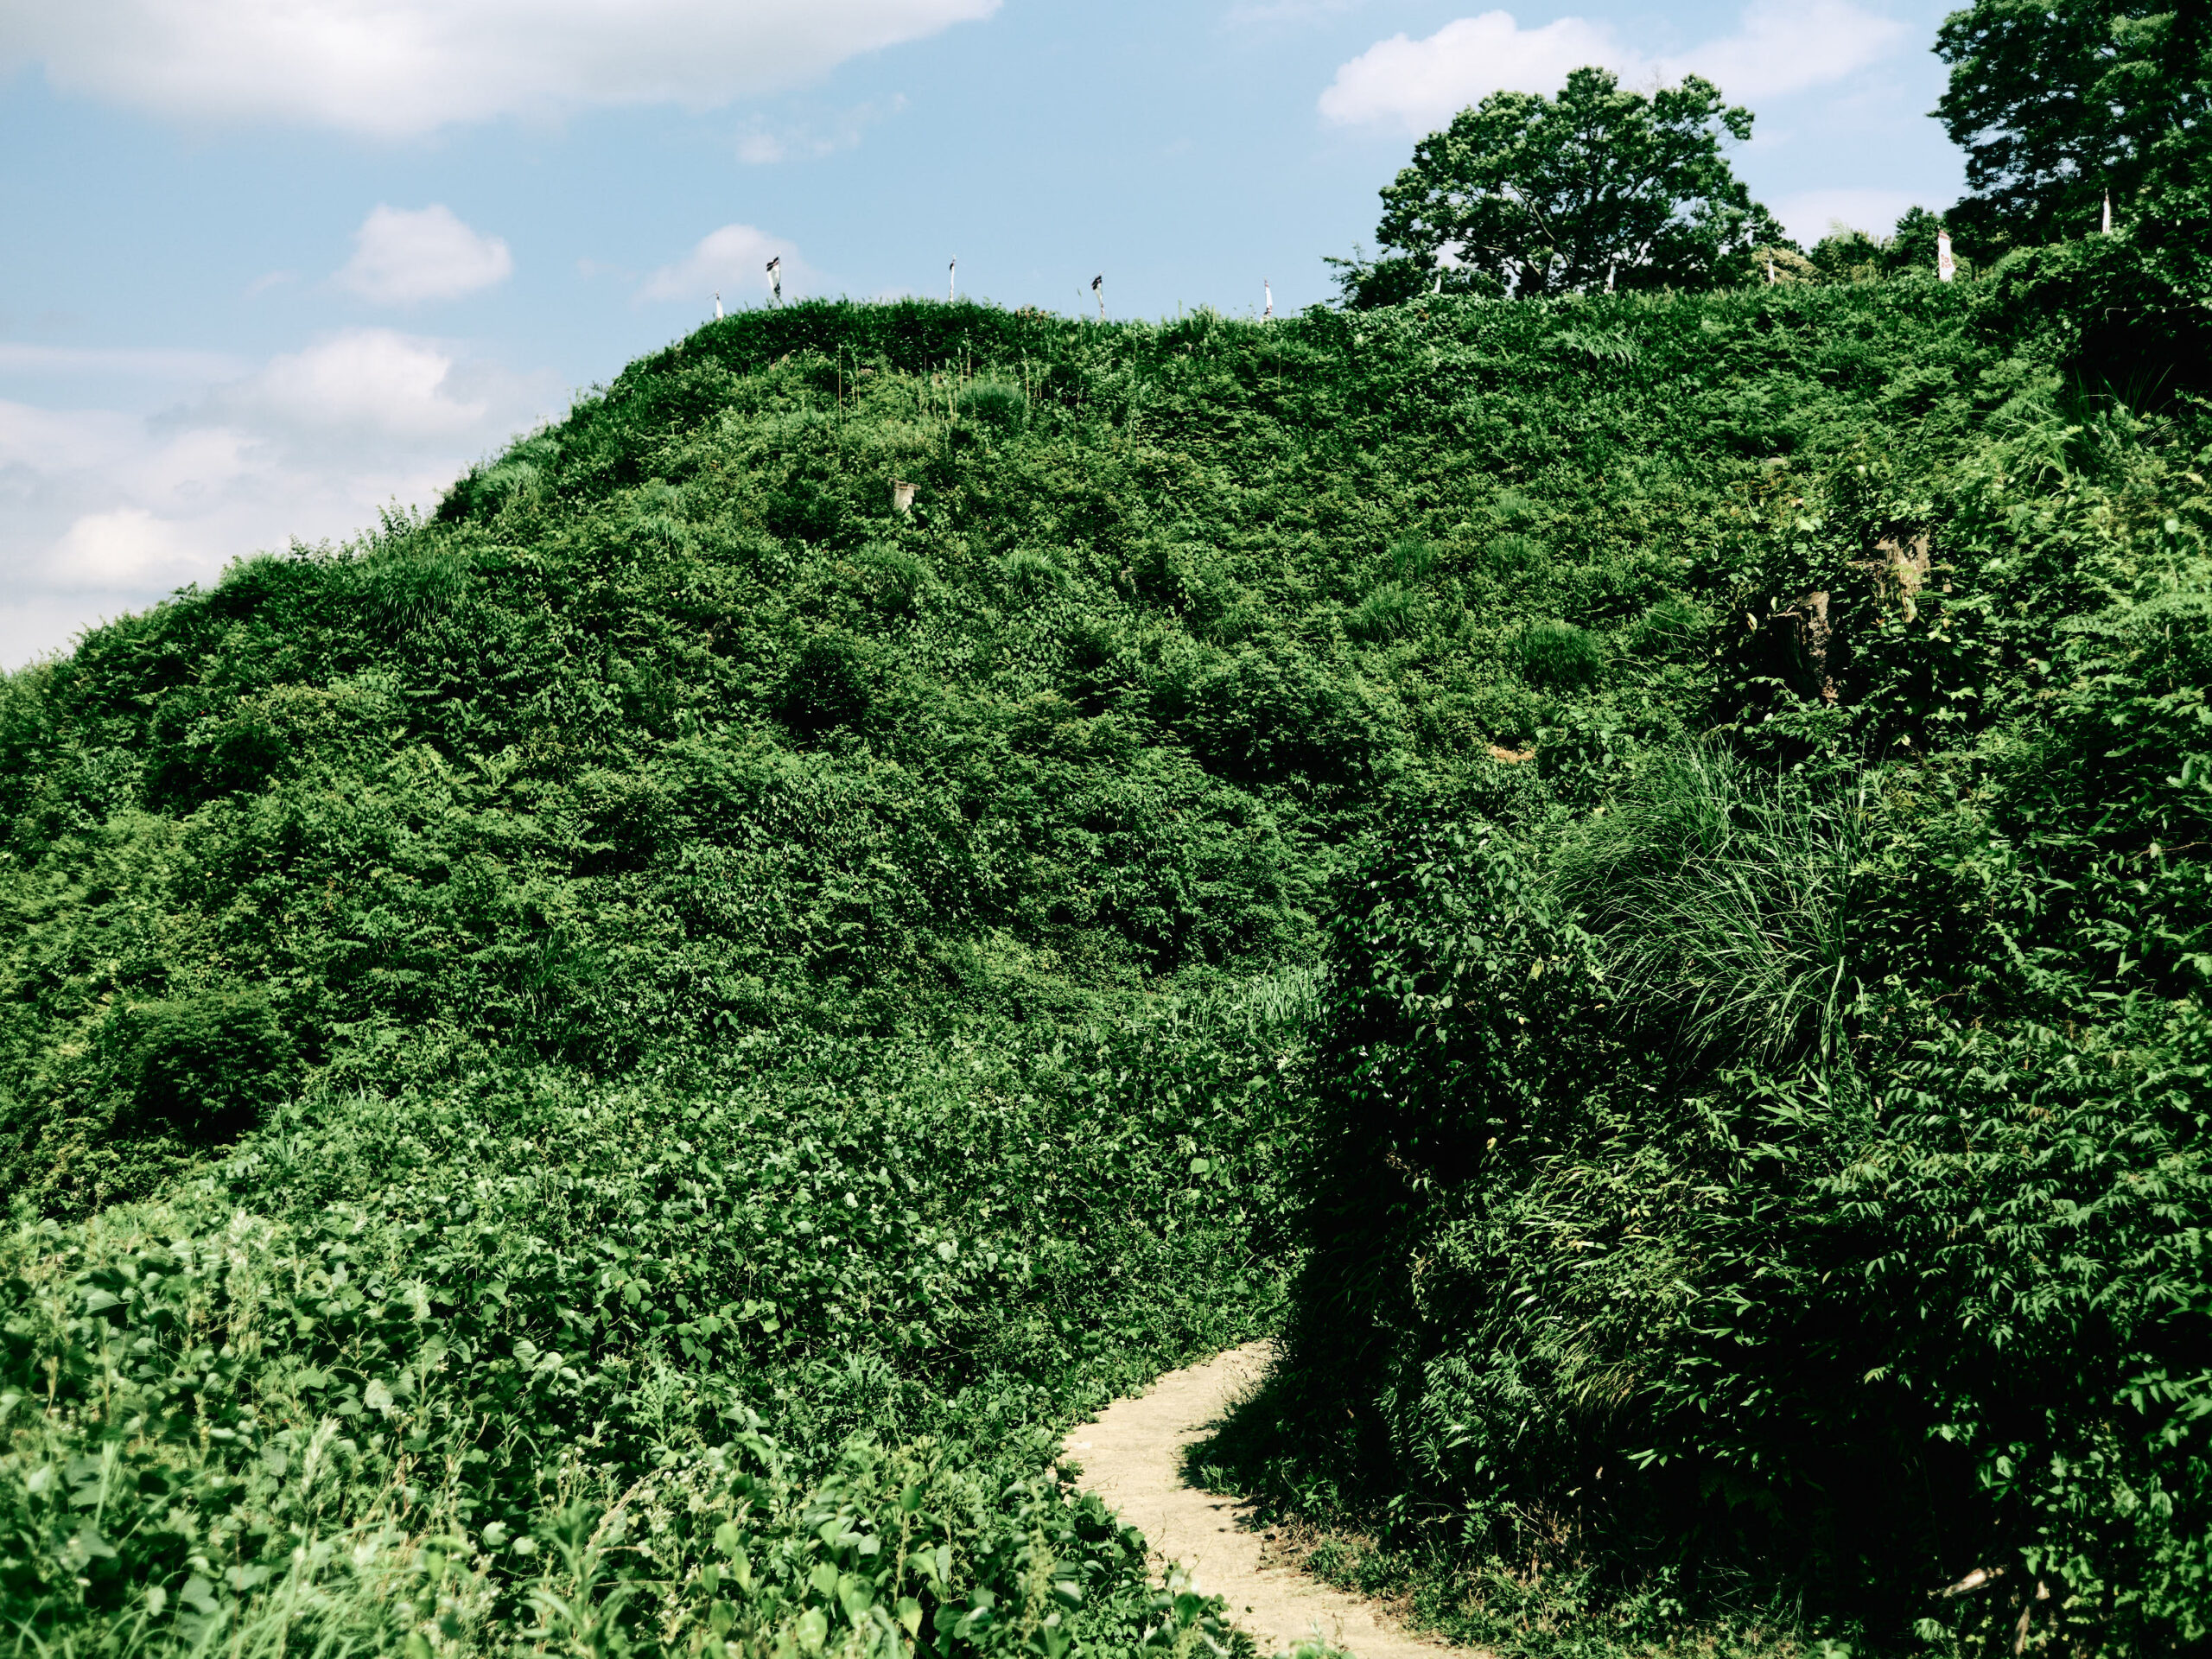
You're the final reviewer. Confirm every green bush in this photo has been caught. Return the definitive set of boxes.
[1514,620,1604,691]
[1384,536,1436,582]
[1977,233,2212,402]
[1484,531,1547,575]
[1626,594,1706,659]
[100,988,299,1141]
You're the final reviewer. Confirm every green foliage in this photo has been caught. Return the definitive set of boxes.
[3,272,2195,1659]
[1203,358,2212,1654]
[1808,205,1950,283]
[1513,622,1604,693]
[1974,232,2212,400]
[1556,749,1861,1068]
[957,381,1027,433]
[3,1009,1304,1658]
[1350,67,1788,304]
[1935,0,2211,254]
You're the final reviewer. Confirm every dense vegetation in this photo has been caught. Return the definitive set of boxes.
[1200,238,2212,1656]
[3,226,2208,1658]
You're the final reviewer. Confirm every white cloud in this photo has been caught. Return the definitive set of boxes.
[1771,187,1922,248]
[1671,1,1910,102]
[1320,11,1620,129]
[48,506,210,592]
[188,329,519,444]
[1320,1,1910,133]
[0,0,999,137]
[336,206,513,306]
[0,331,561,665]
[639,225,806,304]
[735,95,906,164]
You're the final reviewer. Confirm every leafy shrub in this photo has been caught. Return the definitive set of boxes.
[1466,681,1550,749]
[1,1010,1300,1659]
[364,544,474,632]
[1554,747,1859,1066]
[1514,620,1604,691]
[1532,702,1637,810]
[1978,233,2212,402]
[1151,648,1379,789]
[100,988,298,1142]
[1249,765,2211,1652]
[775,633,877,740]
[1002,549,1068,599]
[854,543,931,613]
[437,433,558,521]
[1221,393,2212,1653]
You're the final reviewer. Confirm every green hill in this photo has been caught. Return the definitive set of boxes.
[3,244,2206,1657]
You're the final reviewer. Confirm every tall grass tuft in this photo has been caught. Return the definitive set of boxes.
[1554,746,1863,1069]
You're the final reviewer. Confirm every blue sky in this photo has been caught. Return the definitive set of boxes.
[1,0,1969,667]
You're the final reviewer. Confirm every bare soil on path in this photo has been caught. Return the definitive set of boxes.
[1065,1342,1471,1659]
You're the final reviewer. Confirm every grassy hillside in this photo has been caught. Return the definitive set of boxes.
[2,244,2203,1657]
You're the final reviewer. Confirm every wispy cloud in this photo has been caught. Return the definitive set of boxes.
[0,0,1000,137]
[1320,2,1910,133]
[735,94,908,164]
[0,341,246,379]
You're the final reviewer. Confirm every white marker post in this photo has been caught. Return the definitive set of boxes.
[1263,279,1273,320]
[1091,274,1103,321]
[1936,230,1956,283]
[766,255,782,306]
[715,292,722,319]
[950,257,957,302]
[2103,193,2113,235]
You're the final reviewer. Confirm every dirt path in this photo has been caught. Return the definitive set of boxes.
[1064,1342,1461,1659]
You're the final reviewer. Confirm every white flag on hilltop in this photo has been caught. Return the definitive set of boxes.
[1937,230,1956,283]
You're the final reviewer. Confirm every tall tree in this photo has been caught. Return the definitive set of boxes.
[1337,67,1787,308]
[1936,0,2209,251]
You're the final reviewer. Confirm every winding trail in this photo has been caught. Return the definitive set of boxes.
[1065,1342,1465,1659]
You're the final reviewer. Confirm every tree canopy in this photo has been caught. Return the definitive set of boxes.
[1936,0,2210,250]
[1338,67,1788,307]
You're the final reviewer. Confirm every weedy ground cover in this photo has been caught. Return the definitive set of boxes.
[3,241,2205,1656]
